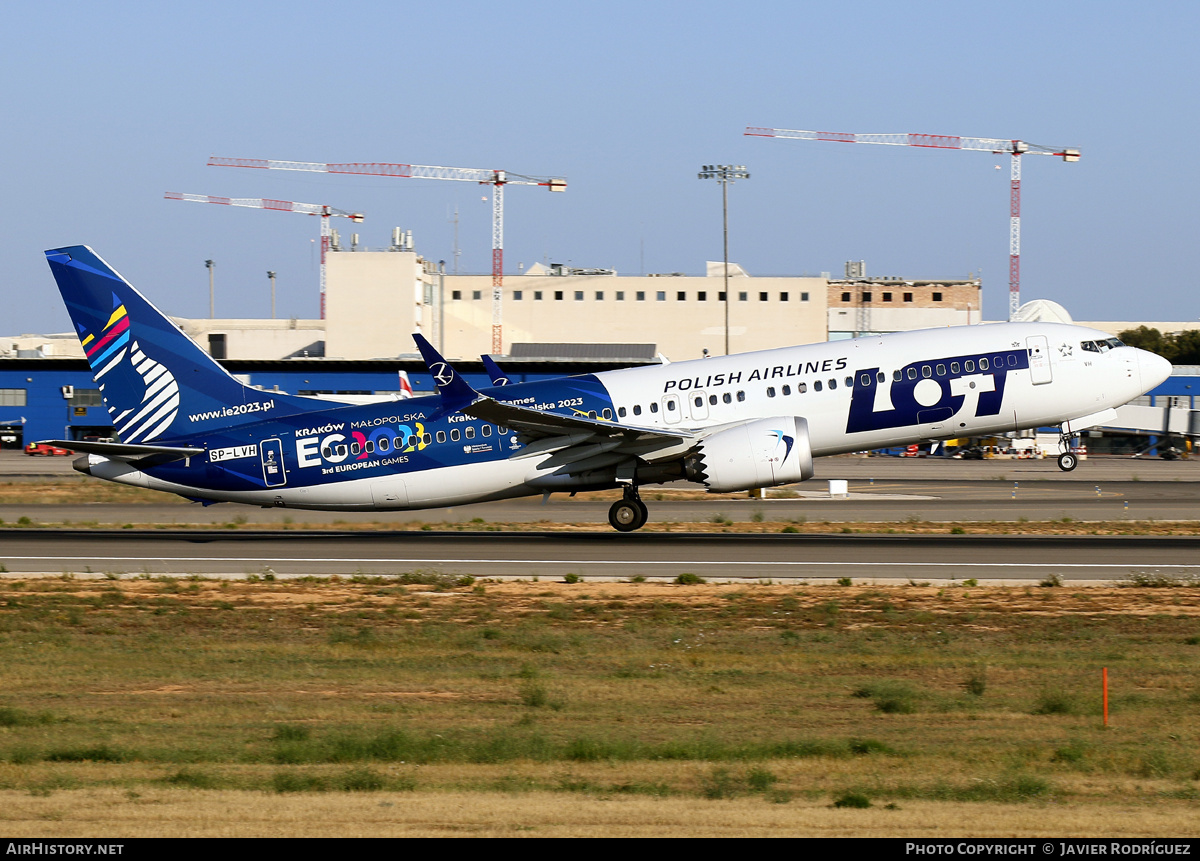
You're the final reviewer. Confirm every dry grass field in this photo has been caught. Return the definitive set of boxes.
[0,575,1195,836]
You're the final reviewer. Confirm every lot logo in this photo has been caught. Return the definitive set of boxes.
[846,350,1026,435]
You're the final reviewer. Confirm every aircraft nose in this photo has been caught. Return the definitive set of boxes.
[1137,349,1172,391]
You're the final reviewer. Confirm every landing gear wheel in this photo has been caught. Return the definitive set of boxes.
[609,499,646,532]
[1057,452,1078,472]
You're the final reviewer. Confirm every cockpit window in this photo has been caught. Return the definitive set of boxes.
[1082,338,1125,353]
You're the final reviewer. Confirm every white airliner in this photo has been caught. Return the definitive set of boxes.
[41,246,1171,531]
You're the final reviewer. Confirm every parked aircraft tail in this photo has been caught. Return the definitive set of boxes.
[45,245,328,443]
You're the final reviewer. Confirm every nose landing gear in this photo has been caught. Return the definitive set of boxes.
[1057,426,1080,472]
[608,486,649,532]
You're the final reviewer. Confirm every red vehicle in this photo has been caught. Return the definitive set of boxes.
[24,443,72,456]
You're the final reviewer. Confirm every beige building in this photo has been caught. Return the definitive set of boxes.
[827,277,983,339]
[319,249,828,361]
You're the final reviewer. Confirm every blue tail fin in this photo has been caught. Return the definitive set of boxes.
[46,246,327,442]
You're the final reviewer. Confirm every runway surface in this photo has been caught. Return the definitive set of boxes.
[2,530,1198,583]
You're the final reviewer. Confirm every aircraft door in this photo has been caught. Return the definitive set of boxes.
[259,438,287,487]
[1027,335,1052,385]
[661,394,682,425]
[688,389,709,422]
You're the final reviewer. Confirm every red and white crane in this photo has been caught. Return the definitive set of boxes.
[165,192,363,319]
[745,127,1080,320]
[207,157,567,355]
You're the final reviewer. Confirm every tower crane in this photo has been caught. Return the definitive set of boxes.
[745,127,1080,320]
[165,192,363,319]
[207,157,567,355]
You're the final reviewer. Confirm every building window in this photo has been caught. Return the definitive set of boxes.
[73,389,102,406]
[513,290,523,300]
[779,292,788,301]
[472,290,482,300]
[862,292,872,302]
[718,292,726,301]
[903,292,913,302]
[841,292,851,302]
[534,291,543,300]
[656,291,666,301]
[451,290,462,300]
[616,291,625,300]
[0,389,27,406]
[738,292,748,301]
[759,292,768,302]
[574,291,583,301]
[677,291,686,301]
[932,292,943,302]
[552,291,562,301]
[595,291,604,300]
[882,292,892,302]
[636,291,645,301]
[801,292,809,301]
[697,291,707,301]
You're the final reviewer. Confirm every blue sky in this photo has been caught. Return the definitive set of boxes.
[4,1,1197,333]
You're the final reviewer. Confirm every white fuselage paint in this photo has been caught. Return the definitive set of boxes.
[90,322,1168,511]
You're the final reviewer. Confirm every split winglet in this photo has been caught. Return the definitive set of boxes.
[412,334,481,406]
[481,355,511,386]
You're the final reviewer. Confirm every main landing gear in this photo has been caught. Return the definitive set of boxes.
[608,486,649,532]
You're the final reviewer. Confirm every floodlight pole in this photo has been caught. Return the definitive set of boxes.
[205,259,215,318]
[267,270,277,319]
[698,165,749,355]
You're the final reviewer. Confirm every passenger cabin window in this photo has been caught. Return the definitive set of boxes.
[482,425,492,437]
[736,391,746,402]
[465,427,475,440]
[828,379,837,390]
[450,429,460,442]
[907,368,917,380]
[965,360,975,372]
[708,394,717,405]
[979,358,989,371]
[436,431,447,444]
[722,393,732,404]
[650,402,658,413]
[950,362,960,374]
[766,387,776,398]
[379,438,390,452]
[782,385,791,396]
[618,406,627,418]
[633,404,642,416]
[860,374,872,387]
[814,381,823,392]
[936,364,946,376]
[797,382,807,393]
[893,370,902,382]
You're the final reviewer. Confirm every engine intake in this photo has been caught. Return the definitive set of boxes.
[685,416,814,493]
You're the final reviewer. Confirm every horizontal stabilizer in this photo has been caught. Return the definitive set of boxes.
[39,439,204,467]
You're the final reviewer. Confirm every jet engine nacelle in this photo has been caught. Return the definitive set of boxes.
[685,416,814,493]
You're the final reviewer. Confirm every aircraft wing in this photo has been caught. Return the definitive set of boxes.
[463,396,693,443]
[410,333,692,464]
